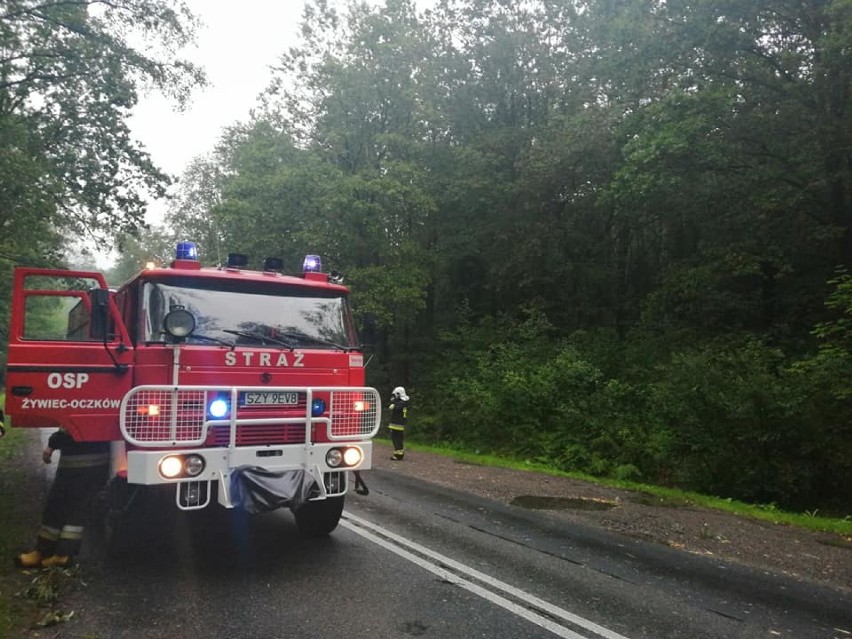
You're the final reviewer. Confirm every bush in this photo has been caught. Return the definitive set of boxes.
[416,293,852,512]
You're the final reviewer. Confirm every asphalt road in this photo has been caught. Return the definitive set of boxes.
[57,467,852,639]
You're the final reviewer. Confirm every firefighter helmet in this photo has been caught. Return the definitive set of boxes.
[392,386,409,401]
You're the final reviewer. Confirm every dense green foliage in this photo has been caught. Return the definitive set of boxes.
[5,0,852,512]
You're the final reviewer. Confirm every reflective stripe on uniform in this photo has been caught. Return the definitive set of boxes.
[38,525,60,541]
[58,452,109,468]
[388,424,405,431]
[59,525,84,541]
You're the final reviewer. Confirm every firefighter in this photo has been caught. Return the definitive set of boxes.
[388,386,410,461]
[15,429,109,569]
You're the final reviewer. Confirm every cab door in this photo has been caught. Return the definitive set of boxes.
[4,268,134,442]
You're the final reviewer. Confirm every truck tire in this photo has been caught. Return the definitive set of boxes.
[97,477,135,556]
[292,496,344,537]
[104,508,134,556]
[99,479,172,556]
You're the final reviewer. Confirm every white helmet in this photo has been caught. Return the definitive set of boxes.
[392,386,409,401]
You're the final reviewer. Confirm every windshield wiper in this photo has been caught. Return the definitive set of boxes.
[189,334,236,348]
[280,331,353,351]
[222,329,295,350]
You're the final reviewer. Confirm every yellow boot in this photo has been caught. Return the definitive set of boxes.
[41,555,71,568]
[15,550,42,568]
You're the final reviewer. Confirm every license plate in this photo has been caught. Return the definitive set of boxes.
[240,391,299,406]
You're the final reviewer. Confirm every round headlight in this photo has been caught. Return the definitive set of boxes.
[159,456,183,479]
[164,308,196,339]
[343,447,363,466]
[184,455,205,477]
[326,449,343,468]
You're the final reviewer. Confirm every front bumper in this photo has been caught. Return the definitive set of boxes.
[126,441,373,509]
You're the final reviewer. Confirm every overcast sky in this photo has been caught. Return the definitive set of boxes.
[128,1,306,214]
[83,1,311,265]
[103,0,430,266]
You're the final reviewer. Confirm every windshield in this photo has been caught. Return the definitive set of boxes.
[142,279,356,349]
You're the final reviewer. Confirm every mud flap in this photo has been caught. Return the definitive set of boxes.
[230,466,314,514]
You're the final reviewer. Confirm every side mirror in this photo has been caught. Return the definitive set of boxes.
[90,288,111,340]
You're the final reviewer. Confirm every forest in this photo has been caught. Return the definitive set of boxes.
[1,0,851,513]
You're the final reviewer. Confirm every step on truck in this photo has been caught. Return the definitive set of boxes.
[3,242,381,546]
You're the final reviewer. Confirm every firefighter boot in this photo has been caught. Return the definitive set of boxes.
[14,550,42,569]
[354,473,370,496]
[41,555,72,569]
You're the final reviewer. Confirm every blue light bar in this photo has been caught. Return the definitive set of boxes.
[303,254,322,272]
[176,241,198,260]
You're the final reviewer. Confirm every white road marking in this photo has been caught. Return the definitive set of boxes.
[342,512,632,639]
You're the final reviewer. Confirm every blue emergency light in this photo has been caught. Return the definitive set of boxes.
[311,398,326,416]
[208,397,230,419]
[176,241,198,260]
[303,255,322,272]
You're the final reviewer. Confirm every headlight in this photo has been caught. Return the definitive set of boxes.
[326,449,344,468]
[184,455,205,477]
[159,456,183,479]
[325,447,362,468]
[159,454,206,479]
[343,447,362,466]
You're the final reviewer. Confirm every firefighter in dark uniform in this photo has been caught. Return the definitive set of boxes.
[16,428,109,568]
[388,386,409,461]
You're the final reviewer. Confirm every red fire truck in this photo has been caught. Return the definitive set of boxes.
[3,242,380,547]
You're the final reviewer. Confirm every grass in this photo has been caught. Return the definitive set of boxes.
[401,439,852,538]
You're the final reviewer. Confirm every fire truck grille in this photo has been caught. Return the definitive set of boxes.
[329,390,380,438]
[120,386,382,448]
[123,389,207,443]
[206,424,306,446]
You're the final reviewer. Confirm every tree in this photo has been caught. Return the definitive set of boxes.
[595,0,852,339]
[138,0,852,510]
[0,0,205,377]
[107,227,176,285]
[166,154,227,264]
[0,0,206,244]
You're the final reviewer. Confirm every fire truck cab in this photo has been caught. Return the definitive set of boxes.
[3,242,380,545]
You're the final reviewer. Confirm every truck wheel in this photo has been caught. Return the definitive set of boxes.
[292,496,344,537]
[101,482,175,555]
[101,478,135,556]
[104,509,133,556]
